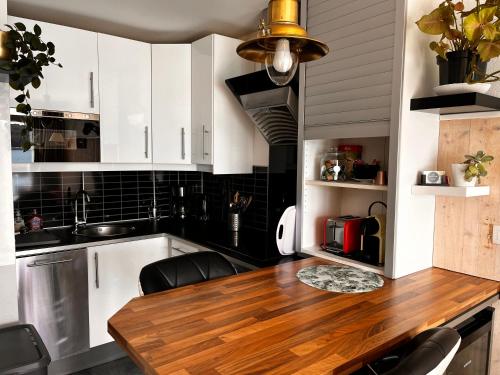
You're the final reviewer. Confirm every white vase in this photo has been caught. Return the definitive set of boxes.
[451,163,477,187]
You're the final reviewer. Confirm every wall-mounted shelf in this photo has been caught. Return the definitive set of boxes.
[412,185,490,197]
[301,246,385,275]
[306,180,388,191]
[410,93,500,115]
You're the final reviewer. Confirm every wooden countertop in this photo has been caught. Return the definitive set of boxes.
[108,258,500,375]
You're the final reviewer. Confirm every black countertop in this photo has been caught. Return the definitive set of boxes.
[15,218,305,268]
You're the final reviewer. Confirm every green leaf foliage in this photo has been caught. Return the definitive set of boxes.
[14,94,25,103]
[462,150,494,183]
[14,22,26,31]
[417,1,500,80]
[2,22,62,151]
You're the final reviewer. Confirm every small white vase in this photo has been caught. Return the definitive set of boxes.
[451,163,477,187]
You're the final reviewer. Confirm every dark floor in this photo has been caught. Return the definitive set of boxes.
[73,357,143,375]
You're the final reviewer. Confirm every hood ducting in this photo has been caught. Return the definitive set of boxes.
[226,70,298,145]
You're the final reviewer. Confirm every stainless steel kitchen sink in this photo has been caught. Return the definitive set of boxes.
[74,225,136,238]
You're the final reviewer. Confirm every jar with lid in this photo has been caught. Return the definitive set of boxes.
[320,148,347,181]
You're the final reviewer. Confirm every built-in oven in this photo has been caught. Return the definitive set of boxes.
[10,108,100,163]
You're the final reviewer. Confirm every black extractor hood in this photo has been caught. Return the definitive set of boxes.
[226,70,299,145]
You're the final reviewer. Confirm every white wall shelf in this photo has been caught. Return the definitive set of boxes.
[301,246,385,275]
[306,180,388,192]
[412,185,490,197]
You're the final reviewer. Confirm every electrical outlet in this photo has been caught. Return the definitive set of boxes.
[493,225,500,245]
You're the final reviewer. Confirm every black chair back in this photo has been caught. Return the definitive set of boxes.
[383,327,461,375]
[140,251,238,295]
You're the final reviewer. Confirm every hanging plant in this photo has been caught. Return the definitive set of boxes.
[0,22,62,150]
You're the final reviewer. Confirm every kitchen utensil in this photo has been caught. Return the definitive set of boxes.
[375,171,387,186]
[276,206,296,255]
[322,215,364,254]
[244,196,253,212]
[360,201,387,265]
[172,186,187,220]
[228,213,241,232]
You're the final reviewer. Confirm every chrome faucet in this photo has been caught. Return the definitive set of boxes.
[73,190,91,233]
[148,198,159,221]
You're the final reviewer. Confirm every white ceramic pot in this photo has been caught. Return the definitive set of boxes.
[451,163,477,187]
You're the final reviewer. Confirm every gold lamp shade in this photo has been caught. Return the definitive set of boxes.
[237,0,329,64]
[0,31,11,61]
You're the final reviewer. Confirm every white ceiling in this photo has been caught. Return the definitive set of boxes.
[7,0,268,43]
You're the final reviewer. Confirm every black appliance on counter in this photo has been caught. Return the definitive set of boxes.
[10,108,100,163]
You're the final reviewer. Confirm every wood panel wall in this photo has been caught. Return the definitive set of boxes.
[433,118,500,373]
[434,118,500,282]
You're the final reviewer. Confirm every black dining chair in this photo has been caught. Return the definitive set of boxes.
[139,251,238,295]
[362,327,461,375]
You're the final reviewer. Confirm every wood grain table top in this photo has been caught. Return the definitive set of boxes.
[108,257,500,375]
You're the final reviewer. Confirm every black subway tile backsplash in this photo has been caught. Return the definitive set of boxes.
[13,167,269,232]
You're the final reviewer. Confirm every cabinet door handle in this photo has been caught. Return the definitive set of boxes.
[27,258,73,267]
[181,127,186,160]
[144,126,149,159]
[202,125,205,160]
[89,72,94,109]
[94,252,99,289]
[203,126,209,158]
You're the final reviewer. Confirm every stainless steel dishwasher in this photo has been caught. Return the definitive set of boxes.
[17,248,89,361]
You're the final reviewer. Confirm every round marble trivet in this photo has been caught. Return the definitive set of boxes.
[296,265,384,293]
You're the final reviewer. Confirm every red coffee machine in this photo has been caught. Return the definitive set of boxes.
[322,216,364,254]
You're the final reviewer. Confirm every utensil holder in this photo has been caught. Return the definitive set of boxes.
[228,213,241,232]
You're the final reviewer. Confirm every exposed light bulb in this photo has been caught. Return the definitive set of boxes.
[273,39,293,73]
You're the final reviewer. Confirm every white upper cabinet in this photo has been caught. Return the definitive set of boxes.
[192,34,255,174]
[98,34,152,164]
[152,44,191,165]
[8,16,99,114]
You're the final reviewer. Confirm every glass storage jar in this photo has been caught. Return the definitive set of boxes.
[320,148,347,181]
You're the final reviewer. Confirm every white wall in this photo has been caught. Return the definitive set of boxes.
[0,0,18,325]
[387,0,441,278]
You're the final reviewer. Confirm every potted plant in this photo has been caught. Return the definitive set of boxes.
[416,1,500,89]
[451,150,494,187]
[0,22,61,150]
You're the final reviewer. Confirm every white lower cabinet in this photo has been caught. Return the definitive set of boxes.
[87,237,168,347]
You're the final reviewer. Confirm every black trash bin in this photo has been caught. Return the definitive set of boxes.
[0,324,51,375]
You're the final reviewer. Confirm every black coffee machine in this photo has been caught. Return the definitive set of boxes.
[171,186,187,220]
